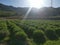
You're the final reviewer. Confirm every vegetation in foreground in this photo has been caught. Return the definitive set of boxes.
[0,20,60,45]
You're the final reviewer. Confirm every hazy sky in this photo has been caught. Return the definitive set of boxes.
[0,0,60,8]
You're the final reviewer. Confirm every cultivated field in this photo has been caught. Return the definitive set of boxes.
[0,19,60,45]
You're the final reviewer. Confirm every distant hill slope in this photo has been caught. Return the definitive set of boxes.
[0,3,60,19]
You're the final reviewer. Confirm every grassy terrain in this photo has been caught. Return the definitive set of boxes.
[0,19,60,45]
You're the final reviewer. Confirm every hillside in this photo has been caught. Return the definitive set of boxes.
[0,3,60,19]
[0,3,60,45]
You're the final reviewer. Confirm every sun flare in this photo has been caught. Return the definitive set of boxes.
[28,0,44,9]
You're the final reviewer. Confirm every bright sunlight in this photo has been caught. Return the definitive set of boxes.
[28,0,44,9]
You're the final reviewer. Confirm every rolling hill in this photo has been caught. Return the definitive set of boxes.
[0,3,60,20]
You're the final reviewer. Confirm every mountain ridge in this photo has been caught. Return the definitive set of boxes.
[0,3,60,20]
